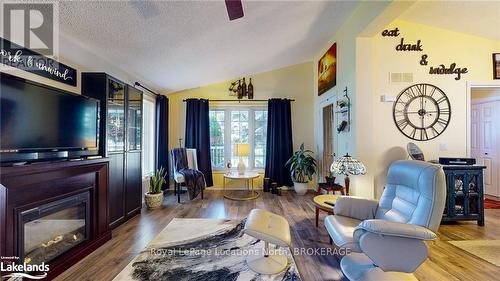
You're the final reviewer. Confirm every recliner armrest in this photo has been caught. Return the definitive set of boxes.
[354,219,437,241]
[333,196,378,221]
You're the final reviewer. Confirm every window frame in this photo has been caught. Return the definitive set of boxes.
[209,104,267,172]
[141,94,156,178]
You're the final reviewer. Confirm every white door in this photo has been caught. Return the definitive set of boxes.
[471,101,499,197]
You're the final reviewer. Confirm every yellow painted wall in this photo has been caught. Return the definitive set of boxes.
[357,20,500,198]
[168,61,315,189]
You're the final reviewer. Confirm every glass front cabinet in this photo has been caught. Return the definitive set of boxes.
[442,165,486,226]
[82,73,143,229]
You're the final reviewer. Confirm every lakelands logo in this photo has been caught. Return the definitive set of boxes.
[0,258,49,280]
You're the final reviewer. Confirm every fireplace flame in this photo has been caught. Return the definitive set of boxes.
[41,235,63,248]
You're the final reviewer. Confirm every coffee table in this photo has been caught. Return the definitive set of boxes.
[313,194,339,227]
[223,171,260,201]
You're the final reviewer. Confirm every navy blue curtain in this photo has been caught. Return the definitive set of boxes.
[185,99,213,187]
[156,95,169,189]
[265,99,293,187]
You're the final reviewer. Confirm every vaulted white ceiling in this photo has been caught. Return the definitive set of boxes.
[58,1,358,93]
[399,1,500,41]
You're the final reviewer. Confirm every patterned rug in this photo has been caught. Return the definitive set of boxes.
[449,240,500,267]
[113,218,302,281]
[484,198,500,209]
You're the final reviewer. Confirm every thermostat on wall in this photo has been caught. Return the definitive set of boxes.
[380,95,397,102]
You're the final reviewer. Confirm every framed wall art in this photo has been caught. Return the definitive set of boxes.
[493,53,500,79]
[318,42,337,96]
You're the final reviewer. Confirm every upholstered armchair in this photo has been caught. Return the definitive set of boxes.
[324,160,446,281]
[171,148,203,203]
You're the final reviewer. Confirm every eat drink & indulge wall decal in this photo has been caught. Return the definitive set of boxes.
[381,27,468,81]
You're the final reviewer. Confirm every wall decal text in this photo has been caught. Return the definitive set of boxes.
[381,27,400,37]
[0,37,77,86]
[382,28,468,81]
[395,38,423,52]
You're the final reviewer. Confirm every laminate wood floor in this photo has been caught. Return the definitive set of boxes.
[56,190,500,281]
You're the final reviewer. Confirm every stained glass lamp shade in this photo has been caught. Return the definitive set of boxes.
[330,154,366,195]
[331,154,367,176]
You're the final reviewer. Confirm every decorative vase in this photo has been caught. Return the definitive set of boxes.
[242,78,247,97]
[247,78,254,99]
[271,182,278,194]
[263,178,270,192]
[237,80,243,99]
[293,182,308,195]
[237,158,246,175]
[144,192,164,209]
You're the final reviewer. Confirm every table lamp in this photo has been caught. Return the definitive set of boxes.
[330,154,366,195]
[234,143,250,175]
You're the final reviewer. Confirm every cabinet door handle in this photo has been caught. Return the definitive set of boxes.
[485,153,488,155]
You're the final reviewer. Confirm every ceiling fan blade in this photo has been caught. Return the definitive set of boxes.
[225,0,244,21]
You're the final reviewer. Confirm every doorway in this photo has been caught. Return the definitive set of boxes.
[318,98,336,181]
[469,86,500,199]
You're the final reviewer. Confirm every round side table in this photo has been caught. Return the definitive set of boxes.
[313,194,339,227]
[223,171,260,201]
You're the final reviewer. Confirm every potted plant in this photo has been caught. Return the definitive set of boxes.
[286,143,317,195]
[145,167,166,209]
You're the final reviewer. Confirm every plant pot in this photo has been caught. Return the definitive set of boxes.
[293,182,309,195]
[144,192,164,209]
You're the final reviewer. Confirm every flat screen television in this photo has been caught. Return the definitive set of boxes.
[0,73,100,163]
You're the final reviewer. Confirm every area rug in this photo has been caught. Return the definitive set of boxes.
[113,218,302,281]
[484,198,500,209]
[449,240,500,266]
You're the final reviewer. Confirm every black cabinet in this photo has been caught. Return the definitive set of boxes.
[441,165,486,226]
[82,73,143,228]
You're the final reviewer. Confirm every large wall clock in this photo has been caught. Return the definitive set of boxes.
[393,83,451,141]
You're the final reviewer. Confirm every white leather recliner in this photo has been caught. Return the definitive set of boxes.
[324,160,446,281]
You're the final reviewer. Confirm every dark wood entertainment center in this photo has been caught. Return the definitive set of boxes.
[0,158,111,279]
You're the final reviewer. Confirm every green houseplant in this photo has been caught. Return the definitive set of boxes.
[144,167,166,209]
[286,143,317,195]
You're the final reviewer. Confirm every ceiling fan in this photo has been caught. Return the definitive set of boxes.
[225,0,244,21]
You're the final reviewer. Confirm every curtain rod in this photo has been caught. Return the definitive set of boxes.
[134,82,160,96]
[182,99,295,102]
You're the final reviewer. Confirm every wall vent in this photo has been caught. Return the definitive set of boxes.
[390,72,413,83]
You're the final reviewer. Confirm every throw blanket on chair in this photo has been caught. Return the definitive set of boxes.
[172,148,206,200]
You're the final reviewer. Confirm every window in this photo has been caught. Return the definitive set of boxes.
[142,96,156,176]
[209,107,267,170]
[209,110,225,169]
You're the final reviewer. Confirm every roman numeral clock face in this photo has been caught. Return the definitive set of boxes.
[393,83,451,141]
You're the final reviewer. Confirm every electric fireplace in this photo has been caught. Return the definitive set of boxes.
[18,192,90,265]
[0,158,111,279]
